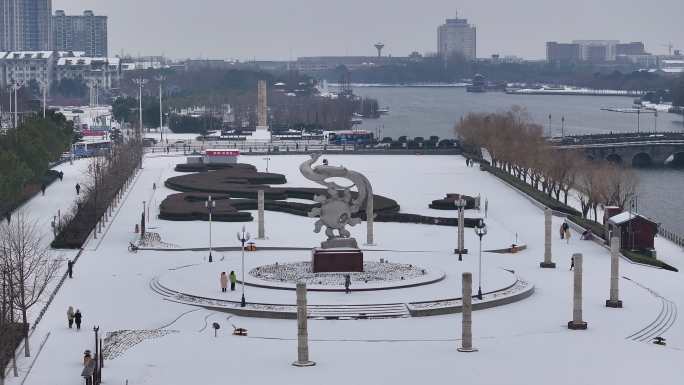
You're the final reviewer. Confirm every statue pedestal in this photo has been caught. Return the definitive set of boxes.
[312,248,363,273]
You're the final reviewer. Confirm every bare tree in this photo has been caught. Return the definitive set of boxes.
[1,213,61,357]
[600,164,639,210]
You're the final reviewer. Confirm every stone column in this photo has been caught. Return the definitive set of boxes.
[366,195,374,245]
[540,208,556,268]
[458,204,465,253]
[257,190,265,239]
[568,253,588,330]
[458,272,478,352]
[606,237,623,308]
[292,283,315,367]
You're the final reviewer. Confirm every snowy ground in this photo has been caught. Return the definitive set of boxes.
[6,154,684,385]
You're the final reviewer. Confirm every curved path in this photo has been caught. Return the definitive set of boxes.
[624,276,679,342]
[149,273,534,320]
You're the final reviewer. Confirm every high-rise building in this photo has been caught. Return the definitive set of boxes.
[437,12,476,60]
[546,42,581,64]
[52,10,107,57]
[0,0,52,51]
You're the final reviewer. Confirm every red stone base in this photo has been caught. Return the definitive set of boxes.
[312,248,364,273]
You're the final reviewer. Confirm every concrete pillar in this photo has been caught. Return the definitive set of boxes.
[568,253,588,330]
[257,190,265,239]
[458,272,477,352]
[292,282,315,367]
[458,204,465,253]
[606,237,623,308]
[366,195,374,245]
[540,208,556,268]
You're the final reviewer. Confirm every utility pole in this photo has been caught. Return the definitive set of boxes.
[155,75,166,143]
[12,81,23,128]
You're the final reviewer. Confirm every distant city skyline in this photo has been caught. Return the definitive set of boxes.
[55,0,684,60]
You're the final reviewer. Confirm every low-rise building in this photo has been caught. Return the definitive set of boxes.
[55,56,120,90]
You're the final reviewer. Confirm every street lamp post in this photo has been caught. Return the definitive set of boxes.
[133,77,147,140]
[454,198,467,261]
[561,116,565,138]
[263,157,271,172]
[155,76,166,143]
[474,219,487,300]
[205,195,216,263]
[547,114,552,137]
[39,80,47,118]
[237,226,251,307]
[12,81,23,128]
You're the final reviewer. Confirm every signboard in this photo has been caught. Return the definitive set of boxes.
[81,130,108,137]
[205,149,240,157]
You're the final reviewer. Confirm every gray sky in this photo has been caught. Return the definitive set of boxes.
[56,0,684,60]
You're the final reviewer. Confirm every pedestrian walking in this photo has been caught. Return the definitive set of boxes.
[67,259,73,278]
[75,183,81,195]
[565,227,572,243]
[570,255,575,271]
[153,182,157,191]
[559,224,565,240]
[59,171,64,181]
[344,274,351,294]
[41,183,46,196]
[220,272,228,293]
[562,222,571,243]
[67,306,75,329]
[229,271,237,291]
[74,309,82,330]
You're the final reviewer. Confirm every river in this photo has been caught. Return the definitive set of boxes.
[353,86,684,236]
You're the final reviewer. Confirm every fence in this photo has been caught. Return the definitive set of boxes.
[658,226,684,248]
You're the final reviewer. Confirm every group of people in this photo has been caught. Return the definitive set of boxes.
[465,157,477,167]
[560,221,571,243]
[219,271,238,292]
[67,306,83,330]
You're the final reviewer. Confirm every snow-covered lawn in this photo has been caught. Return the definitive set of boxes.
[7,154,684,385]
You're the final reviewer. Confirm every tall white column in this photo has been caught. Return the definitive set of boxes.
[540,208,556,268]
[366,194,374,245]
[568,253,588,330]
[292,282,315,367]
[458,272,477,352]
[257,190,265,239]
[606,237,623,308]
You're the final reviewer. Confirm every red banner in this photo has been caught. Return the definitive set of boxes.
[206,150,240,157]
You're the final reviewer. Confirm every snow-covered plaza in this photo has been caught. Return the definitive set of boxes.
[7,153,684,385]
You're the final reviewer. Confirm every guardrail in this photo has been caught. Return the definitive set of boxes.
[658,226,684,248]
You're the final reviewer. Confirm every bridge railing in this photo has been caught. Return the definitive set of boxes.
[658,226,684,249]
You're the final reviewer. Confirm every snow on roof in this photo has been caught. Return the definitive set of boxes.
[57,57,120,66]
[4,51,54,59]
[608,211,657,225]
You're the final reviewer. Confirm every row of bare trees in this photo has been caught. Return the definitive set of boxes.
[53,140,143,249]
[1,214,61,384]
[456,107,639,222]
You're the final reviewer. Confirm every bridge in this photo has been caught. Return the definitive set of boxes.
[552,132,684,167]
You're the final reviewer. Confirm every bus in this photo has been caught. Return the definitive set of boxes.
[73,140,112,157]
[327,130,374,145]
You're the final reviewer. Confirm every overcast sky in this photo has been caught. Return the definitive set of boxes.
[55,0,684,60]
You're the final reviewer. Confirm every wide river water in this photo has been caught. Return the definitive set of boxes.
[353,86,684,235]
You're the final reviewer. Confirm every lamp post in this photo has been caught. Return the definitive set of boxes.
[474,219,487,300]
[454,198,467,261]
[205,195,216,263]
[93,326,100,384]
[654,110,658,132]
[133,77,147,140]
[39,80,47,118]
[263,156,271,172]
[561,116,565,138]
[155,75,166,143]
[237,226,251,307]
[12,81,23,128]
[547,114,552,137]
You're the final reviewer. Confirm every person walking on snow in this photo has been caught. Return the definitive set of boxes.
[67,306,75,329]
[220,272,228,293]
[41,183,46,196]
[559,224,565,240]
[563,222,571,243]
[74,309,82,330]
[344,274,351,294]
[67,259,73,278]
[229,271,237,291]
[570,255,575,271]
[75,183,81,195]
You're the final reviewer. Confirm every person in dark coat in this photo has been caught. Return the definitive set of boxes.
[67,306,75,328]
[75,183,81,195]
[74,309,82,330]
[229,271,237,291]
[344,274,351,294]
[67,260,73,278]
[59,171,64,181]
[570,256,575,271]
[41,183,46,196]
